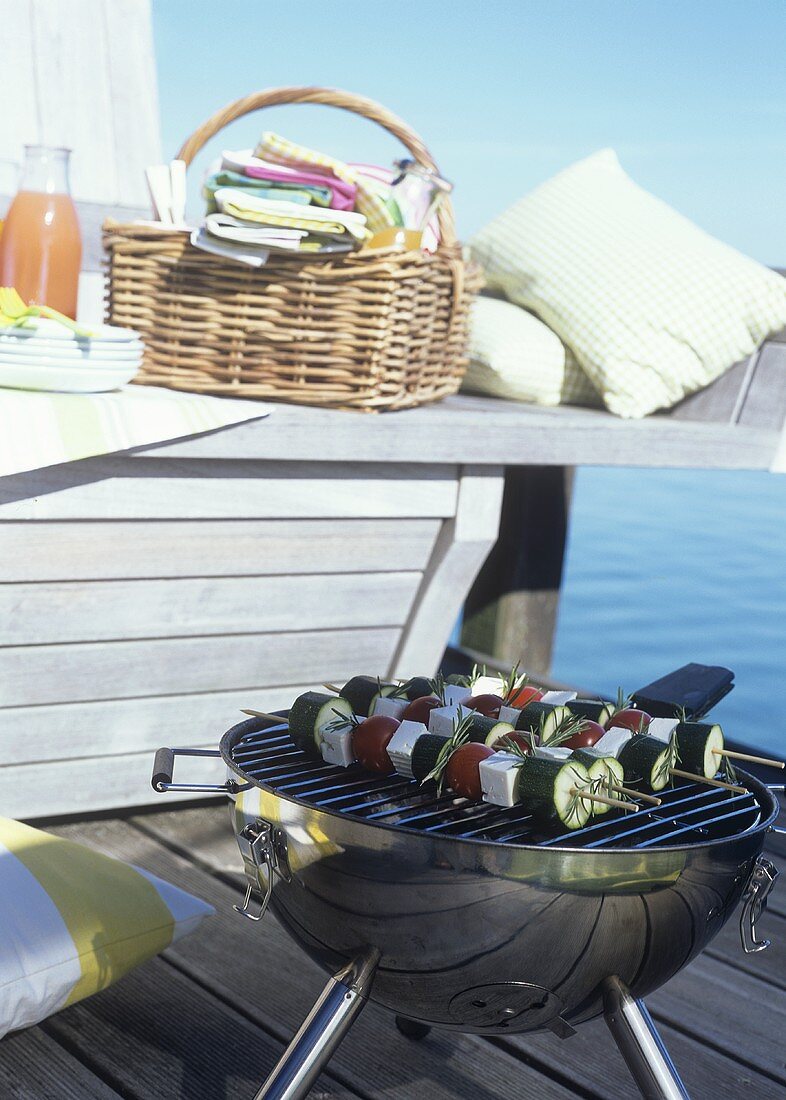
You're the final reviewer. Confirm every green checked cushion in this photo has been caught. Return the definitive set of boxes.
[470,150,786,418]
[462,295,601,407]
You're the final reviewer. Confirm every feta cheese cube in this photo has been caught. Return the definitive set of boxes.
[539,690,578,705]
[498,705,521,725]
[443,684,472,706]
[371,695,409,720]
[319,722,356,767]
[647,717,679,743]
[386,720,429,778]
[472,675,505,696]
[594,728,633,757]
[428,704,470,738]
[480,751,521,807]
[533,745,572,761]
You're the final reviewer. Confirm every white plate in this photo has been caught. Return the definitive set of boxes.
[0,361,139,393]
[0,352,142,371]
[0,342,143,362]
[0,319,141,343]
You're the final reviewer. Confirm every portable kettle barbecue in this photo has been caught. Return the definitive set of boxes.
[152,665,783,1100]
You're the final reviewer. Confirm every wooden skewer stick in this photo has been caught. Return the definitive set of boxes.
[713,748,785,770]
[570,787,639,813]
[240,709,285,722]
[323,683,341,694]
[670,767,746,794]
[611,784,662,806]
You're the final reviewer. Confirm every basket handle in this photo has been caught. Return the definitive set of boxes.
[176,85,456,246]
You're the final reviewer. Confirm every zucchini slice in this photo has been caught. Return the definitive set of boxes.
[515,701,570,740]
[567,699,616,726]
[675,722,724,779]
[288,692,354,756]
[410,733,449,782]
[516,757,592,830]
[404,676,435,701]
[619,735,673,792]
[571,750,624,815]
[340,676,396,716]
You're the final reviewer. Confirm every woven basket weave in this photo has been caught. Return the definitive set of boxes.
[103,86,482,411]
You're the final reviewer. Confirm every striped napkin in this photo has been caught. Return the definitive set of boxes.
[0,385,270,479]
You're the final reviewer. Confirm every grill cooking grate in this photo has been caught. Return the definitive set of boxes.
[229,722,764,849]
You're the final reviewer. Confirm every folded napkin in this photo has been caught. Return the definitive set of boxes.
[221,151,357,211]
[205,213,306,247]
[203,170,333,212]
[254,132,395,233]
[214,188,369,242]
[190,228,270,267]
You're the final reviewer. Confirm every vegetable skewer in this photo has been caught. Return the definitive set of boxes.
[669,767,746,793]
[568,787,639,813]
[712,748,784,769]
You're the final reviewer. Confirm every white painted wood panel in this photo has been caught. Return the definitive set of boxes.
[0,572,420,644]
[0,0,37,195]
[0,627,399,707]
[0,750,228,820]
[391,466,505,677]
[0,459,459,519]
[0,518,440,580]
[0,686,309,765]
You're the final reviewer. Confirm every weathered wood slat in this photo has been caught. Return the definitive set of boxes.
[0,1025,121,1099]
[0,518,440,581]
[56,818,582,1100]
[0,686,304,767]
[0,627,398,708]
[141,394,781,470]
[0,458,459,520]
[45,957,357,1100]
[0,572,420,645]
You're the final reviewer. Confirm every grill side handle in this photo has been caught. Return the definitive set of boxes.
[151,746,246,794]
[740,855,779,953]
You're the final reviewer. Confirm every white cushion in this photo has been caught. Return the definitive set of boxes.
[462,295,601,407]
[0,816,213,1037]
[470,150,786,417]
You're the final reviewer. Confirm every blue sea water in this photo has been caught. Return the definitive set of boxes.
[552,467,786,756]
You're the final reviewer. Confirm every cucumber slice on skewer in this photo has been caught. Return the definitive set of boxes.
[410,733,450,782]
[619,735,674,792]
[675,722,724,779]
[404,676,435,701]
[571,750,624,815]
[340,676,397,717]
[567,699,616,726]
[516,757,593,830]
[288,692,354,756]
[515,702,571,741]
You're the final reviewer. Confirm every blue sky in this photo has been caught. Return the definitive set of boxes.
[153,0,786,263]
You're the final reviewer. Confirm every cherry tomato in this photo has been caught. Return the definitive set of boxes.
[562,719,606,751]
[605,708,651,734]
[507,685,543,708]
[491,730,533,753]
[445,742,495,800]
[352,715,399,773]
[466,693,504,718]
[401,694,442,724]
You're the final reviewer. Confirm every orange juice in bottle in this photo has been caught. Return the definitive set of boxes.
[0,146,82,319]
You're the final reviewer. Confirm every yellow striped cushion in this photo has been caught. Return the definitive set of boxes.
[470,150,786,418]
[462,295,601,407]
[0,817,213,1037]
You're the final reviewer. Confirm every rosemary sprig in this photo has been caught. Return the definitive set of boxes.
[469,662,488,688]
[723,756,739,784]
[610,687,633,716]
[654,730,680,789]
[385,677,410,700]
[422,714,471,794]
[429,672,447,705]
[498,735,533,759]
[501,661,528,702]
[539,711,585,748]
[317,708,359,749]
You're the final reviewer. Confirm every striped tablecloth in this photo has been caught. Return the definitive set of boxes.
[0,385,270,478]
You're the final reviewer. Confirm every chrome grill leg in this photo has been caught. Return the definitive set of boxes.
[603,977,690,1100]
[253,951,378,1100]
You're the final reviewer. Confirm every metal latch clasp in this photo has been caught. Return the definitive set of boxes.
[233,819,287,923]
[740,856,779,953]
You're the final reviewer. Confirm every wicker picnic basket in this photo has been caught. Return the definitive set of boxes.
[103,86,482,411]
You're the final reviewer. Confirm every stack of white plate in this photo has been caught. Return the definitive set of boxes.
[0,319,143,393]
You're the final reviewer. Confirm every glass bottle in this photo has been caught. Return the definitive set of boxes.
[0,145,82,318]
[366,160,453,252]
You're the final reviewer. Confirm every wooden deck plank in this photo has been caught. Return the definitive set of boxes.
[0,1026,122,1099]
[129,808,785,1099]
[44,956,357,1100]
[54,817,584,1100]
